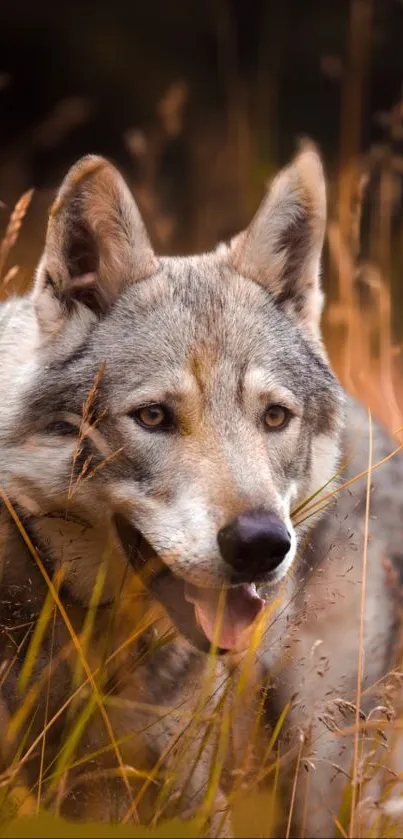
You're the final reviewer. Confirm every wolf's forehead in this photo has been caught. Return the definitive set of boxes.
[111,259,285,359]
[98,260,314,400]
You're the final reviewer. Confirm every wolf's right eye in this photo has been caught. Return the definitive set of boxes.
[264,404,291,430]
[130,404,174,431]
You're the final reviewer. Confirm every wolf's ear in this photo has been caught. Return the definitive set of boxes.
[33,155,158,334]
[228,145,327,340]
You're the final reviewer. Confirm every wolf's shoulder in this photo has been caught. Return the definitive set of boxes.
[0,296,33,335]
[340,392,403,558]
[0,296,38,394]
[343,393,401,480]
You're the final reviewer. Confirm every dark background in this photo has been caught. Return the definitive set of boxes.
[1,1,402,169]
[0,0,402,308]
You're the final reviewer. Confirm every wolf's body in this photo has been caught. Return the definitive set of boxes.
[0,148,402,837]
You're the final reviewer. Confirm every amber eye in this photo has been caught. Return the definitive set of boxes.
[264,405,291,430]
[131,404,173,431]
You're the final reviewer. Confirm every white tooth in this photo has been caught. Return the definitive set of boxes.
[249,583,258,596]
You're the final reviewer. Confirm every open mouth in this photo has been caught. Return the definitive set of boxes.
[113,513,266,655]
[184,581,264,651]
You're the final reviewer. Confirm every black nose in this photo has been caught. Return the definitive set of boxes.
[217,510,291,580]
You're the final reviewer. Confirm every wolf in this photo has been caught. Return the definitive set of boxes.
[0,145,402,837]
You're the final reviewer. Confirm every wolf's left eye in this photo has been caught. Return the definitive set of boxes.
[264,405,291,430]
[131,404,173,431]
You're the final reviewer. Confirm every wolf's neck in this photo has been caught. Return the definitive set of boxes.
[32,511,132,606]
[3,505,130,609]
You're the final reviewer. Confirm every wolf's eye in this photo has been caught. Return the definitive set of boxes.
[131,404,173,431]
[264,405,291,430]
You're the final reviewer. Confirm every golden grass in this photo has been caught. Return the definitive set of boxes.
[349,409,372,839]
[0,189,33,282]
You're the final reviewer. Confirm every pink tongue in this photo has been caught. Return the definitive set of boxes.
[184,583,265,650]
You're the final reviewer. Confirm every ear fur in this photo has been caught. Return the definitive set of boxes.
[228,143,327,340]
[33,155,158,335]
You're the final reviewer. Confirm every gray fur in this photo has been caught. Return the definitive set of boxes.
[0,149,402,836]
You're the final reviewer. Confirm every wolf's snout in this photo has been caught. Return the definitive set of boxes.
[217,510,291,580]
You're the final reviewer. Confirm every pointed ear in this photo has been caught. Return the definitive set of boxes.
[228,145,327,340]
[33,155,158,335]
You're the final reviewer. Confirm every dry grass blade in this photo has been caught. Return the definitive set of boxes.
[0,190,33,279]
[67,362,117,501]
[294,440,403,527]
[2,265,20,287]
[37,599,57,814]
[349,408,373,838]
[17,572,62,693]
[285,732,304,839]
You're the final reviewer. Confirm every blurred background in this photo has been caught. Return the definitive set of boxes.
[0,0,402,428]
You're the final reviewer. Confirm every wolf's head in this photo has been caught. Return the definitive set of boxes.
[4,147,344,652]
